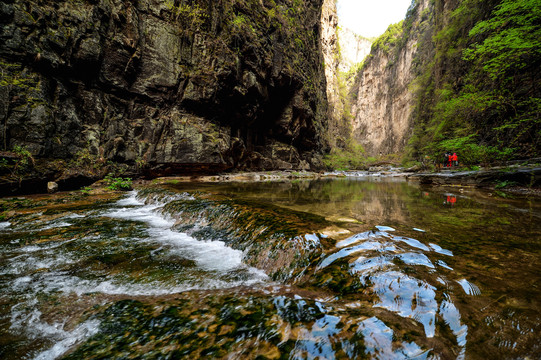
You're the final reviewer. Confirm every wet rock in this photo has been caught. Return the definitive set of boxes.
[47,181,58,193]
[3,179,539,359]
[137,188,330,282]
[404,165,421,172]
[412,167,541,188]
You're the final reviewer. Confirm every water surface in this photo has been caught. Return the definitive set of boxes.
[0,178,539,359]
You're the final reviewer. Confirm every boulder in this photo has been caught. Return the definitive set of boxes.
[47,181,58,193]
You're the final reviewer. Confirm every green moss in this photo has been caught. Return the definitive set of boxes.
[166,2,208,30]
[371,21,404,55]
[0,61,44,151]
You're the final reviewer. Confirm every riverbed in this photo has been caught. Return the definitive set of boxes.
[1,177,539,359]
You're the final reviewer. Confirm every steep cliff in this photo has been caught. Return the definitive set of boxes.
[349,0,431,157]
[350,0,540,162]
[320,0,347,148]
[0,0,329,181]
[408,0,540,162]
[336,27,372,74]
[320,0,374,153]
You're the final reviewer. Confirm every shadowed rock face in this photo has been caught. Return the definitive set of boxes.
[0,0,328,173]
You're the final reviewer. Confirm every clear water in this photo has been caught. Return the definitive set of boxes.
[0,178,539,359]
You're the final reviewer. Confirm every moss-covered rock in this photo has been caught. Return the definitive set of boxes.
[0,0,329,182]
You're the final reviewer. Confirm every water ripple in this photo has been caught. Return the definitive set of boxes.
[358,317,432,359]
[316,227,469,350]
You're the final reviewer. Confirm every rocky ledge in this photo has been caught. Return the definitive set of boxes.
[409,167,541,190]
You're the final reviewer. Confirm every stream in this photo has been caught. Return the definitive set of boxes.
[0,177,540,359]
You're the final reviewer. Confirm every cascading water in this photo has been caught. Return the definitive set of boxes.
[0,191,269,359]
[1,178,539,359]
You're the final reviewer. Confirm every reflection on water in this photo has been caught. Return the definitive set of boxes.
[316,227,454,340]
[359,317,430,359]
[0,178,540,359]
[444,195,457,206]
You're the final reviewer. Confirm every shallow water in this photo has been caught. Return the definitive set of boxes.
[0,178,539,359]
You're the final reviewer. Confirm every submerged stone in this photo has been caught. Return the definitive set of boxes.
[1,178,540,359]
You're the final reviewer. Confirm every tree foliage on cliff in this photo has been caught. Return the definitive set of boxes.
[464,0,541,81]
[408,0,541,163]
[371,21,404,55]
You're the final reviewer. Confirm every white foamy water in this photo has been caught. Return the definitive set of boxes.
[104,192,260,274]
[39,221,72,230]
[105,204,173,228]
[0,190,269,360]
[157,228,244,271]
[8,296,101,360]
[116,191,145,206]
[1,250,78,276]
[14,272,264,297]
[17,237,79,254]
[32,319,101,360]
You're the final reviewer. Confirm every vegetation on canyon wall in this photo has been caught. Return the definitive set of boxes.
[344,0,540,167]
[320,5,378,171]
[1,0,539,179]
[0,0,328,185]
[407,0,540,164]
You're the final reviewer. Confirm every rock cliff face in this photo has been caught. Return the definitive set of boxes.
[336,27,371,73]
[319,0,344,148]
[350,0,431,156]
[319,0,364,149]
[0,0,328,176]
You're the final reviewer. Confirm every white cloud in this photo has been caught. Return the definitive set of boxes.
[337,0,413,37]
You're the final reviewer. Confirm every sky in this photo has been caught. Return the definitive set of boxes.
[336,0,413,38]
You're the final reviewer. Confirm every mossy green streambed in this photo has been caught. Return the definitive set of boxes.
[0,178,540,359]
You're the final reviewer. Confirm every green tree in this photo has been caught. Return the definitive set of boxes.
[407,0,541,162]
[464,0,541,82]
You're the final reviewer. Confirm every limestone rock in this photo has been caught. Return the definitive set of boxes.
[47,181,58,193]
[320,0,348,149]
[350,0,432,156]
[337,27,372,73]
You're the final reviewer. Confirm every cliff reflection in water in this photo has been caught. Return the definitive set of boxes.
[0,178,539,359]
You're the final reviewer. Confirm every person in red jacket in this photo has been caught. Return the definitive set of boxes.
[451,152,458,167]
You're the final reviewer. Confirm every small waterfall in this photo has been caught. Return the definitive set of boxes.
[1,190,270,360]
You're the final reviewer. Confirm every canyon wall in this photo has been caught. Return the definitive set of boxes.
[351,0,540,161]
[320,0,374,150]
[349,0,432,157]
[0,0,329,178]
[337,27,371,73]
[320,0,345,148]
